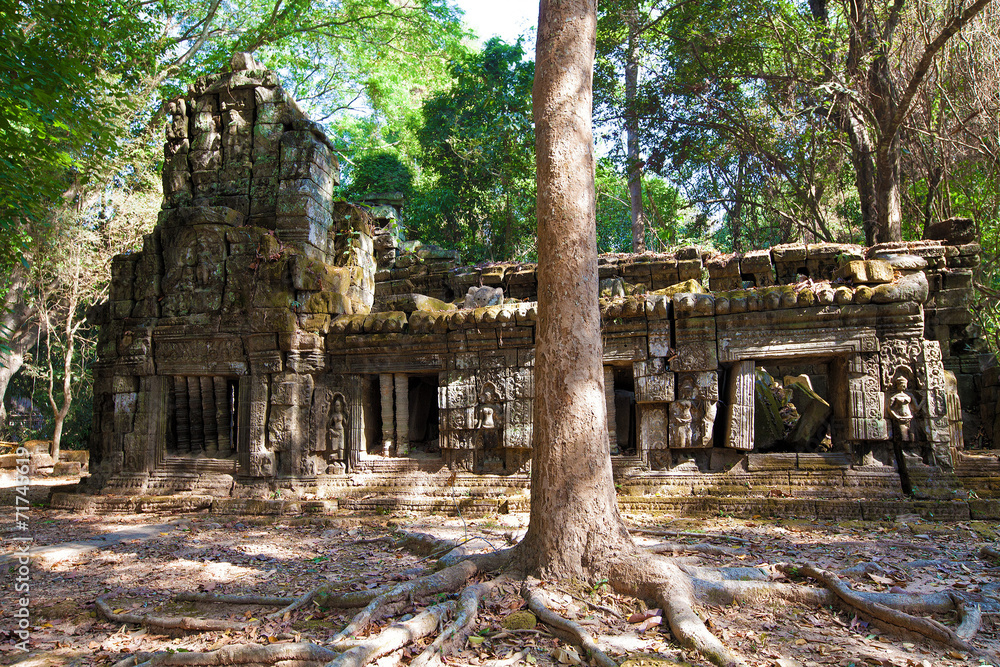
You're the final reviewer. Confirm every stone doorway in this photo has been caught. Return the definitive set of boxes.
[167,376,239,458]
[406,375,440,458]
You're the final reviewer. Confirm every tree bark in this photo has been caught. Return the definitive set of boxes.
[0,264,40,428]
[625,1,645,253]
[518,0,633,580]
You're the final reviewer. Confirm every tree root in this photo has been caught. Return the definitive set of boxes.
[174,592,295,606]
[331,560,479,643]
[96,596,251,632]
[327,601,455,667]
[606,552,761,667]
[113,642,337,667]
[522,583,617,667]
[410,576,506,667]
[785,564,977,653]
[979,544,1000,561]
[97,526,997,667]
[954,596,983,641]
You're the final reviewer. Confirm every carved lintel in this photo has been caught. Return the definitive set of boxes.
[719,328,878,363]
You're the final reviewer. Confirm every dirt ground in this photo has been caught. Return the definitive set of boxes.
[2,496,1000,667]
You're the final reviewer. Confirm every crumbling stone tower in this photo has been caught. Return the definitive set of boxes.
[89,54,376,492]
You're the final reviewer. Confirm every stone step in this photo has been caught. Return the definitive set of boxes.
[50,490,998,521]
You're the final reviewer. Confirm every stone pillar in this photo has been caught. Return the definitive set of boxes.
[237,376,252,472]
[394,374,409,456]
[214,377,232,457]
[173,376,190,453]
[246,374,271,476]
[725,360,755,450]
[380,373,395,456]
[604,366,617,454]
[348,376,365,471]
[144,377,169,471]
[187,376,204,453]
[201,376,217,455]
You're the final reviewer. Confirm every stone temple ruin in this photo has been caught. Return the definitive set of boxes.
[56,55,1000,518]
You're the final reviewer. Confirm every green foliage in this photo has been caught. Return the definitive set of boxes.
[411,38,536,263]
[348,151,415,199]
[0,0,162,284]
[595,162,685,253]
[595,0,1000,249]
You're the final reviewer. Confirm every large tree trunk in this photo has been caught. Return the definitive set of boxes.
[625,1,645,253]
[0,265,40,427]
[518,0,633,581]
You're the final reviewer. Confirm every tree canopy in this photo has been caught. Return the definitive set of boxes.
[593,0,999,251]
[410,37,536,263]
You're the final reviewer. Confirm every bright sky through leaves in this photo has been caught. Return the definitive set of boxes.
[453,0,538,49]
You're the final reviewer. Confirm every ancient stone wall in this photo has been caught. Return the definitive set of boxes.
[85,55,986,505]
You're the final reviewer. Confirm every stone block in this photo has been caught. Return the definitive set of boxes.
[710,276,742,291]
[706,253,740,277]
[772,243,807,262]
[748,453,796,470]
[932,307,974,326]
[648,320,672,357]
[111,300,134,319]
[934,288,972,309]
[942,269,973,290]
[947,254,980,268]
[677,259,702,281]
[279,132,336,184]
[638,404,669,450]
[672,340,718,372]
[53,461,82,476]
[248,308,298,334]
[739,249,772,273]
[672,292,714,318]
[635,371,675,403]
[834,259,894,284]
[158,205,245,228]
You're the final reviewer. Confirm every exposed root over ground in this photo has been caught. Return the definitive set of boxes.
[84,517,1000,667]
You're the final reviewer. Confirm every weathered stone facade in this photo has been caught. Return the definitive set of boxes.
[72,56,993,514]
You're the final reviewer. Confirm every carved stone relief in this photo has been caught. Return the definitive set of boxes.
[725,360,755,450]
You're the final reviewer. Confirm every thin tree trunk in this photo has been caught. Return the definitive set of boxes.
[843,109,878,244]
[44,253,84,461]
[519,0,633,580]
[729,153,747,252]
[873,134,903,243]
[921,166,942,239]
[625,1,645,253]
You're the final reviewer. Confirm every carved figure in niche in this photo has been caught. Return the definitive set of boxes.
[477,405,496,430]
[672,401,693,448]
[887,375,918,441]
[476,382,504,472]
[670,377,696,448]
[327,396,347,461]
